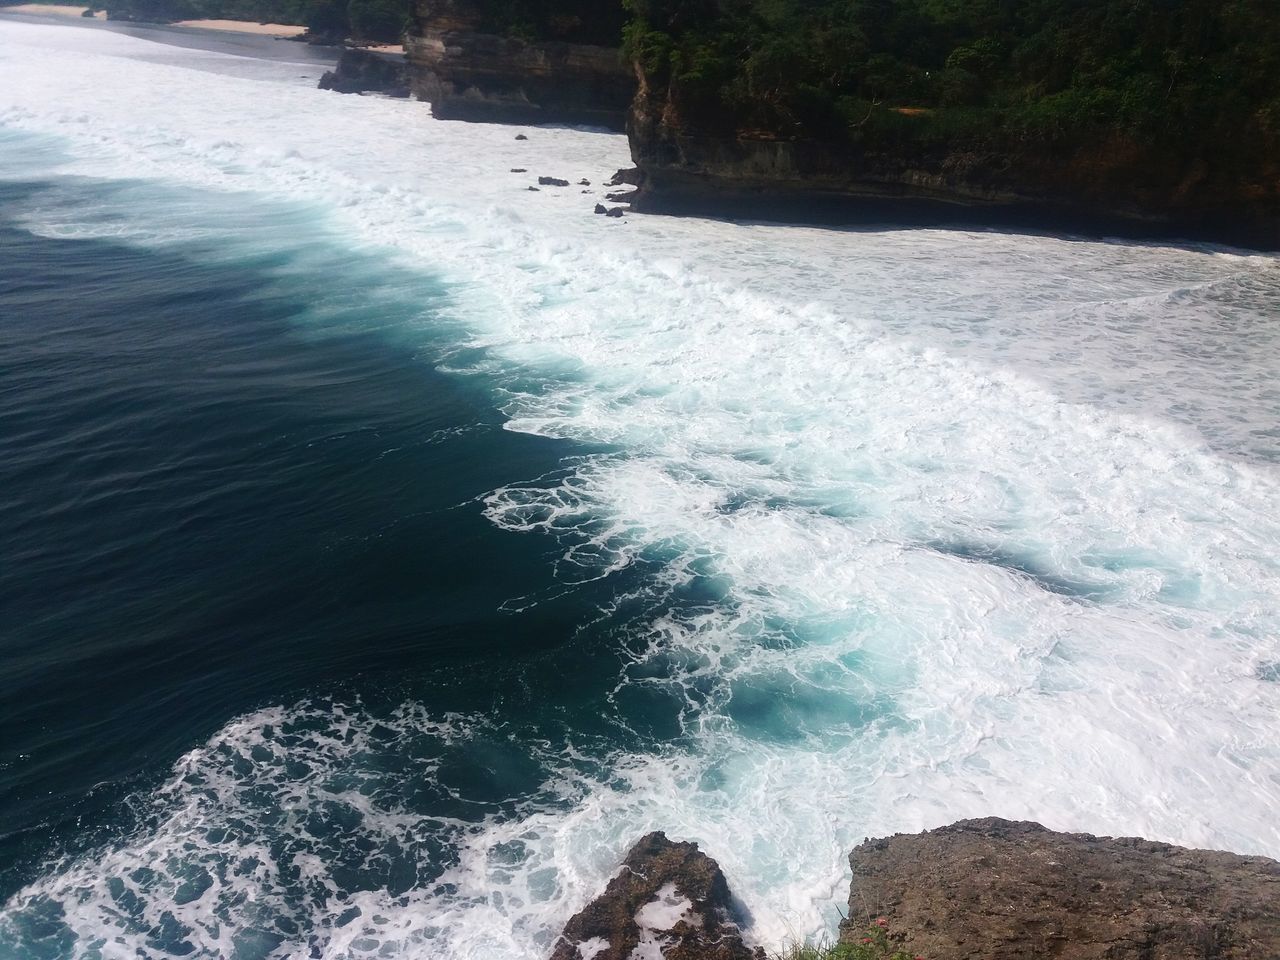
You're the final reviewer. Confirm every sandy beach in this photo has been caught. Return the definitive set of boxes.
[1,4,105,17]
[170,18,305,36]
[0,7,304,33]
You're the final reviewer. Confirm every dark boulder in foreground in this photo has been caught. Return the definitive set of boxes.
[842,818,1280,960]
[318,49,409,97]
[550,832,763,960]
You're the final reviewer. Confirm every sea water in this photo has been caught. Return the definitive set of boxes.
[1,17,1278,960]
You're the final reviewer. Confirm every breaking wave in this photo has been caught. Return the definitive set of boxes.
[2,18,1279,960]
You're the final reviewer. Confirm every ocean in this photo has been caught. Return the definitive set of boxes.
[1,16,1278,960]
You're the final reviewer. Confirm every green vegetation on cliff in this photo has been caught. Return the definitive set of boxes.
[623,0,1280,152]
[468,0,627,46]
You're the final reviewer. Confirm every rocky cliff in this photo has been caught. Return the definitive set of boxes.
[628,71,1280,247]
[623,0,1280,248]
[319,48,409,97]
[843,818,1280,960]
[404,0,633,128]
[554,821,1280,960]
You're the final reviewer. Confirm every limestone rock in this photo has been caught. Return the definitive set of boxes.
[841,818,1280,960]
[550,832,763,960]
[405,2,634,130]
[318,49,409,97]
[604,167,642,188]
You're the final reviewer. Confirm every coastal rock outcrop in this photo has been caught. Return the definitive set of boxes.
[405,0,633,128]
[628,78,1280,246]
[622,2,1280,248]
[319,48,409,97]
[549,832,763,960]
[841,818,1280,959]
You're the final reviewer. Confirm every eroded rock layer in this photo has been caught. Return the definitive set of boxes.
[841,818,1280,960]
[319,49,410,97]
[405,0,633,128]
[627,80,1280,247]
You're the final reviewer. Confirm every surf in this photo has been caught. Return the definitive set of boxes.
[1,18,1278,960]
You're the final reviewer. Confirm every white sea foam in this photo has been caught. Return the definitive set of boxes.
[2,18,1280,960]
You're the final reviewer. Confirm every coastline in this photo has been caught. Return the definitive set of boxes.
[169,18,304,37]
[1,4,104,17]
[0,6,306,36]
[2,15,1280,960]
[553,825,1280,960]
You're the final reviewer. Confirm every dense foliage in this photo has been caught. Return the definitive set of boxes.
[622,0,1280,150]
[469,0,628,46]
[61,0,1280,162]
[95,0,405,42]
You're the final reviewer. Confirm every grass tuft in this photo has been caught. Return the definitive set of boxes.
[772,921,922,960]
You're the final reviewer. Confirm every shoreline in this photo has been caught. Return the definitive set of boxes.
[169,18,304,37]
[0,4,105,17]
[0,7,307,36]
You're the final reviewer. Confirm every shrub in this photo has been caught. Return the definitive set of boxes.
[775,919,923,960]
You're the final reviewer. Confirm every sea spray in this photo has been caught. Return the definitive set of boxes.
[1,18,1279,960]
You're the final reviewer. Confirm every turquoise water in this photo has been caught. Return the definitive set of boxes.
[2,19,1279,960]
[0,169,699,956]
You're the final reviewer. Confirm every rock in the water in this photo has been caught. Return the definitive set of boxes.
[515,134,529,140]
[317,49,410,97]
[604,167,642,188]
[550,832,762,960]
[605,207,626,218]
[578,179,591,186]
[605,189,638,204]
[511,168,528,173]
[539,177,571,187]
[841,818,1280,960]
[594,204,607,214]
[527,186,540,192]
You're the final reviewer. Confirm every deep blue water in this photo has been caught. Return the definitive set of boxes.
[4,30,1279,953]
[0,174,679,925]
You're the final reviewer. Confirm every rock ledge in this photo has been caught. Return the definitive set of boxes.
[841,817,1280,960]
[550,832,762,960]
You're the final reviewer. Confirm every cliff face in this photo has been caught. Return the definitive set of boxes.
[842,818,1280,959]
[319,49,410,97]
[628,69,1280,246]
[405,0,633,129]
[554,821,1279,960]
[624,0,1280,247]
